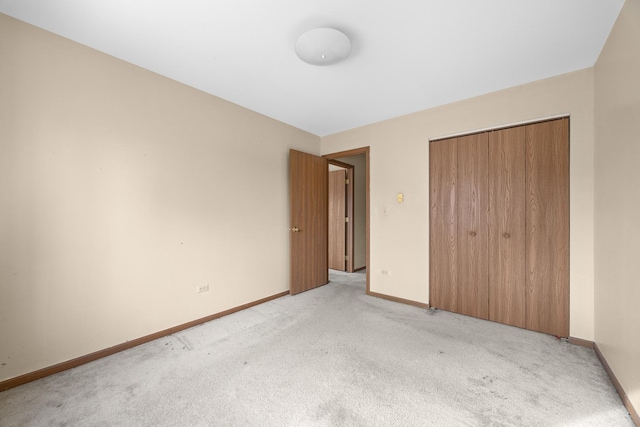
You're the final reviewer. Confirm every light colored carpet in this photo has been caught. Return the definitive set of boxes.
[0,270,634,426]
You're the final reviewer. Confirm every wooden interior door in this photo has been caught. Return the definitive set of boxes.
[488,127,526,328]
[328,169,346,271]
[525,118,569,337]
[429,139,458,313]
[456,133,489,319]
[290,149,328,295]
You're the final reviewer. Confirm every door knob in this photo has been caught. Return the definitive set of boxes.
[469,231,476,237]
[291,227,300,232]
[503,232,510,238]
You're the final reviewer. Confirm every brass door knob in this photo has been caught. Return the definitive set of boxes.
[291,227,300,232]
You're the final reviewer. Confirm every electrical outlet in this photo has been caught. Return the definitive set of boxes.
[196,284,210,293]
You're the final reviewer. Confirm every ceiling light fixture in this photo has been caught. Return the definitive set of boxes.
[295,28,352,66]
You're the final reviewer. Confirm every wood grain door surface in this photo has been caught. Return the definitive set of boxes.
[429,139,458,313]
[328,169,346,271]
[456,133,489,320]
[290,149,328,295]
[525,119,569,337]
[429,118,569,337]
[488,127,526,328]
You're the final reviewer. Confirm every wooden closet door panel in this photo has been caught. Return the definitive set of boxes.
[457,133,489,319]
[429,139,458,312]
[525,118,569,337]
[488,127,526,328]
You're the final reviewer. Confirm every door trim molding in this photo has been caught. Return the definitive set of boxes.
[324,147,370,294]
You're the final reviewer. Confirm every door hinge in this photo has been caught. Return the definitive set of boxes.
[345,178,350,185]
[345,255,349,261]
[345,217,349,223]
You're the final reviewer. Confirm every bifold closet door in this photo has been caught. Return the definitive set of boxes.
[456,133,489,319]
[525,118,569,337]
[429,139,458,313]
[429,134,488,319]
[430,119,569,337]
[488,127,526,328]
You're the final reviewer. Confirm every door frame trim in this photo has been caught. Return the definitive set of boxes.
[323,147,370,294]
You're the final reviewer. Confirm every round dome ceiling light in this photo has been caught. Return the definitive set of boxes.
[295,28,352,66]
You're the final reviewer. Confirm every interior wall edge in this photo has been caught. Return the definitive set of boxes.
[593,0,640,417]
[568,337,594,350]
[366,291,429,310]
[594,343,640,426]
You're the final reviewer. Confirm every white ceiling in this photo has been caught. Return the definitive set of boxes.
[0,0,625,136]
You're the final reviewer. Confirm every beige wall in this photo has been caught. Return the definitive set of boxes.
[4,6,637,409]
[322,69,596,341]
[594,0,640,413]
[0,14,320,382]
[334,155,366,270]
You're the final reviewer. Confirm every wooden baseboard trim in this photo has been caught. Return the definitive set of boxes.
[367,290,429,309]
[0,290,290,393]
[568,336,594,349]
[593,343,639,426]
[354,266,367,272]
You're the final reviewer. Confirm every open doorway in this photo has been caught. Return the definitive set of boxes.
[324,147,370,293]
[328,160,353,272]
